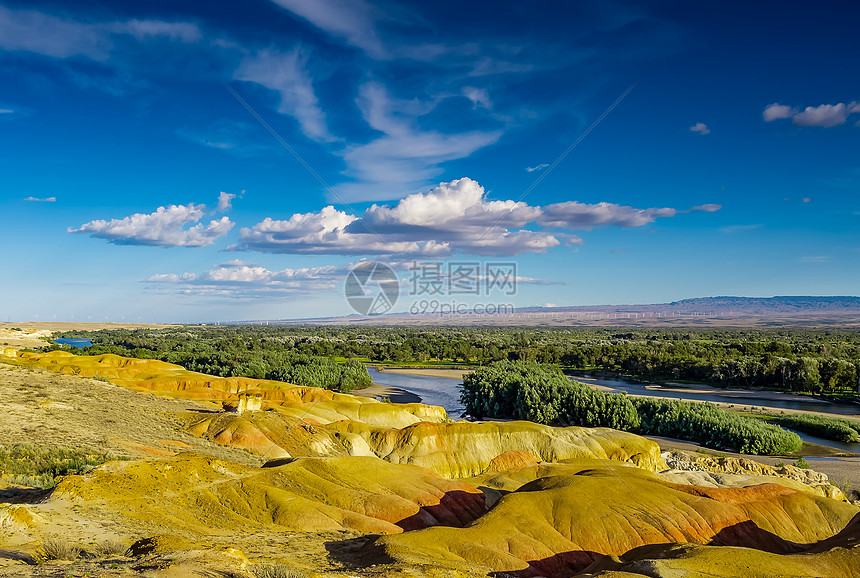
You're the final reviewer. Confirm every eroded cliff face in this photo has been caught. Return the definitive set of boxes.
[2,350,859,578]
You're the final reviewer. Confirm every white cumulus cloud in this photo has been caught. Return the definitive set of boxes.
[146,261,345,297]
[217,191,242,212]
[764,101,860,127]
[69,199,234,247]
[234,177,716,257]
[690,122,710,135]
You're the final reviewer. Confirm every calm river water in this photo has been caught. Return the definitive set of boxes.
[367,367,860,452]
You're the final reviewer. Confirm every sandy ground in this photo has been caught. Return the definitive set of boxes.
[0,322,174,352]
[352,383,422,404]
[378,367,469,379]
[577,377,860,423]
[0,360,256,464]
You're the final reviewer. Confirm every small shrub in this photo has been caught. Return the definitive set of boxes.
[251,563,307,578]
[795,456,810,469]
[40,537,81,561]
[0,444,119,489]
[93,539,127,557]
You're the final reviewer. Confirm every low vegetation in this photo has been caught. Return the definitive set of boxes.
[769,414,860,443]
[250,562,308,578]
[461,361,802,455]
[53,329,371,393]
[0,444,119,488]
[40,536,82,561]
[54,325,860,396]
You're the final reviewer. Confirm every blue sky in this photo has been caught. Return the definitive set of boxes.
[0,0,858,323]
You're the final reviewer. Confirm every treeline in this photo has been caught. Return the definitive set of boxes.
[51,332,370,393]
[54,325,860,395]
[461,361,802,455]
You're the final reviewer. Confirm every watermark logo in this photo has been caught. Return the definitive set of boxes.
[344,261,400,315]
[344,260,517,316]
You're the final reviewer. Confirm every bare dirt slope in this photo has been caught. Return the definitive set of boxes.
[0,361,255,464]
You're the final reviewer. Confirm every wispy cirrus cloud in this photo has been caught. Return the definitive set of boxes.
[268,0,385,58]
[69,196,235,247]
[232,177,718,257]
[526,163,549,173]
[719,224,761,234]
[800,255,831,263]
[234,48,335,142]
[333,83,503,202]
[763,101,860,127]
[24,196,56,202]
[0,5,201,61]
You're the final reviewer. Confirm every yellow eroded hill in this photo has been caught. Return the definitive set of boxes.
[54,452,486,535]
[8,351,446,426]
[327,420,667,478]
[377,461,860,576]
[585,541,860,577]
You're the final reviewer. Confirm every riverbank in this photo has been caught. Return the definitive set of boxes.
[377,367,468,379]
[575,375,860,423]
[352,383,422,404]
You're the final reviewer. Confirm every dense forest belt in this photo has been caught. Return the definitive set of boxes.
[461,361,802,455]
[52,325,860,397]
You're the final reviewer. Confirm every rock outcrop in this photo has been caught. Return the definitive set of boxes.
[326,420,667,478]
[662,449,845,500]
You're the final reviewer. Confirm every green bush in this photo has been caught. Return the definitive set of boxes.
[631,398,801,454]
[462,361,639,430]
[769,414,860,443]
[0,444,119,489]
[461,361,802,455]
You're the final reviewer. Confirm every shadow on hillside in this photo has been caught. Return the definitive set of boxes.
[0,550,37,565]
[394,489,486,531]
[324,534,396,569]
[0,486,52,503]
[514,515,860,578]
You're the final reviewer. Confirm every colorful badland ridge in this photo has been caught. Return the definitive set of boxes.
[0,350,858,577]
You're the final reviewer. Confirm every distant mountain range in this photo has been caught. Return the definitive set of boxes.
[519,296,860,315]
[265,296,860,327]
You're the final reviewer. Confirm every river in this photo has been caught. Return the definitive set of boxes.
[369,368,467,418]
[53,338,93,348]
[367,366,860,453]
